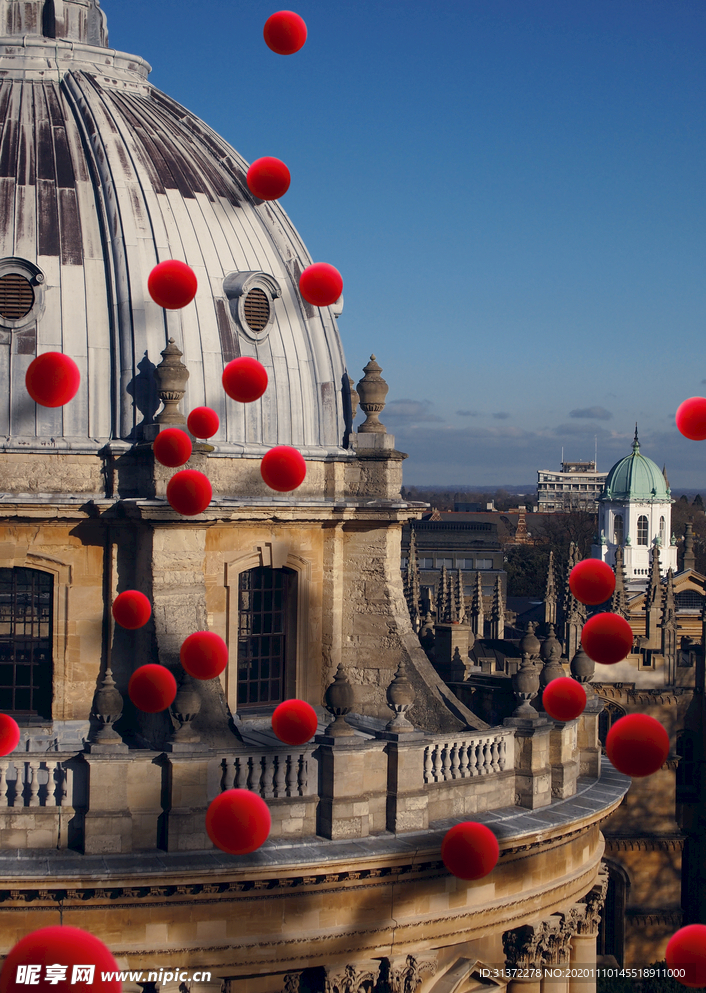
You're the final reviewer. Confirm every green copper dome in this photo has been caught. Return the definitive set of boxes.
[600,428,671,503]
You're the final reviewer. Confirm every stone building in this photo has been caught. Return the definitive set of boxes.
[537,461,608,514]
[0,3,631,992]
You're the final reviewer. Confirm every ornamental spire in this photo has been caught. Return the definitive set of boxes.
[632,423,640,454]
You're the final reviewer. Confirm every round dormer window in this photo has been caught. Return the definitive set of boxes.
[0,259,45,330]
[223,271,281,342]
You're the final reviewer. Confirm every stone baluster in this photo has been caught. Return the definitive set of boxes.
[484,739,494,774]
[273,754,286,797]
[423,746,432,783]
[491,737,500,773]
[222,757,235,791]
[234,755,248,789]
[297,754,307,795]
[441,743,451,781]
[458,741,468,777]
[285,754,296,797]
[432,744,442,782]
[469,741,480,776]
[449,742,460,779]
[498,737,507,770]
[28,760,41,806]
[59,763,69,806]
[261,754,275,798]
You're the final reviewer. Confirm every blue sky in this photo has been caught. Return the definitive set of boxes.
[107,1,705,487]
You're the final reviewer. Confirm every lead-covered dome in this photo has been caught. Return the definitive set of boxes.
[600,429,671,503]
[0,0,351,458]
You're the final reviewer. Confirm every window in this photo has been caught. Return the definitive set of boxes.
[400,557,408,569]
[476,559,493,570]
[637,515,648,546]
[659,516,666,545]
[243,288,270,333]
[419,558,433,569]
[0,258,44,330]
[598,701,626,748]
[436,558,453,569]
[613,514,624,546]
[0,568,53,719]
[458,559,474,569]
[677,731,696,791]
[223,270,280,342]
[237,566,296,709]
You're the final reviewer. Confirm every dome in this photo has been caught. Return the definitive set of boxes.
[600,428,671,503]
[0,0,351,458]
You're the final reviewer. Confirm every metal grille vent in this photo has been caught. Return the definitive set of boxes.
[243,288,270,332]
[0,274,34,320]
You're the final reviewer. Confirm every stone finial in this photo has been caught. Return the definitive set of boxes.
[171,673,202,743]
[323,663,355,736]
[570,644,595,686]
[154,338,190,427]
[511,653,541,719]
[347,375,360,421]
[90,667,124,743]
[385,660,416,732]
[684,521,696,572]
[356,355,388,433]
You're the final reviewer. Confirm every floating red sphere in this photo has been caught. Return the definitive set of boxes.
[180,631,228,680]
[187,406,219,439]
[206,789,271,854]
[247,157,291,201]
[676,397,706,441]
[0,713,20,756]
[580,612,634,665]
[148,259,198,310]
[0,925,121,993]
[153,427,193,468]
[441,821,499,880]
[263,10,307,55]
[666,924,706,988]
[25,352,80,408]
[272,699,318,745]
[606,713,670,778]
[112,590,151,630]
[260,445,306,492]
[166,469,212,516]
[128,664,177,713]
[222,357,268,403]
[299,263,343,307]
[542,677,586,722]
[569,559,616,606]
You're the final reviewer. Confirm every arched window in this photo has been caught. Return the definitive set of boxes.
[676,731,697,793]
[659,516,666,545]
[613,514,624,546]
[637,515,648,546]
[237,566,297,710]
[0,568,53,720]
[598,700,626,748]
[597,860,630,966]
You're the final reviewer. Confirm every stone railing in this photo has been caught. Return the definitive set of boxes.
[219,747,315,798]
[423,730,514,783]
[0,757,69,807]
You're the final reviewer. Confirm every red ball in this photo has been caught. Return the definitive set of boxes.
[666,924,706,988]
[676,397,706,441]
[247,157,291,200]
[222,357,268,403]
[569,559,616,606]
[0,713,20,756]
[166,469,212,516]
[299,263,343,307]
[187,406,219,439]
[606,713,670,778]
[180,631,228,680]
[148,259,198,310]
[206,789,271,854]
[153,427,192,467]
[112,590,151,630]
[25,352,80,408]
[260,446,306,492]
[128,664,177,713]
[581,612,634,665]
[263,10,307,55]
[542,677,586,722]
[441,821,499,880]
[272,699,318,745]
[0,925,121,993]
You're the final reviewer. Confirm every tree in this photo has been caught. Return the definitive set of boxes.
[504,546,550,597]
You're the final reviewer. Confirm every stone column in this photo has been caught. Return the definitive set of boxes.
[503,923,546,993]
[540,915,573,993]
[568,867,609,993]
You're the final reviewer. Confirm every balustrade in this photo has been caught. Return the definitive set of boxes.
[219,749,312,798]
[0,759,68,807]
[423,731,514,784]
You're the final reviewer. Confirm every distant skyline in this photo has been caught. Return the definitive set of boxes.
[108,1,705,486]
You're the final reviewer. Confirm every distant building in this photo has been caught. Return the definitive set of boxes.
[537,459,608,512]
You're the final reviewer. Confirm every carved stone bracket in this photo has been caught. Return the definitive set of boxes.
[577,863,609,936]
[376,955,437,993]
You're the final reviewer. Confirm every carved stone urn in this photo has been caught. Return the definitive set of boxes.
[385,660,416,732]
[171,672,202,743]
[154,337,189,426]
[91,667,124,742]
[511,652,541,719]
[323,662,355,736]
[356,355,388,433]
